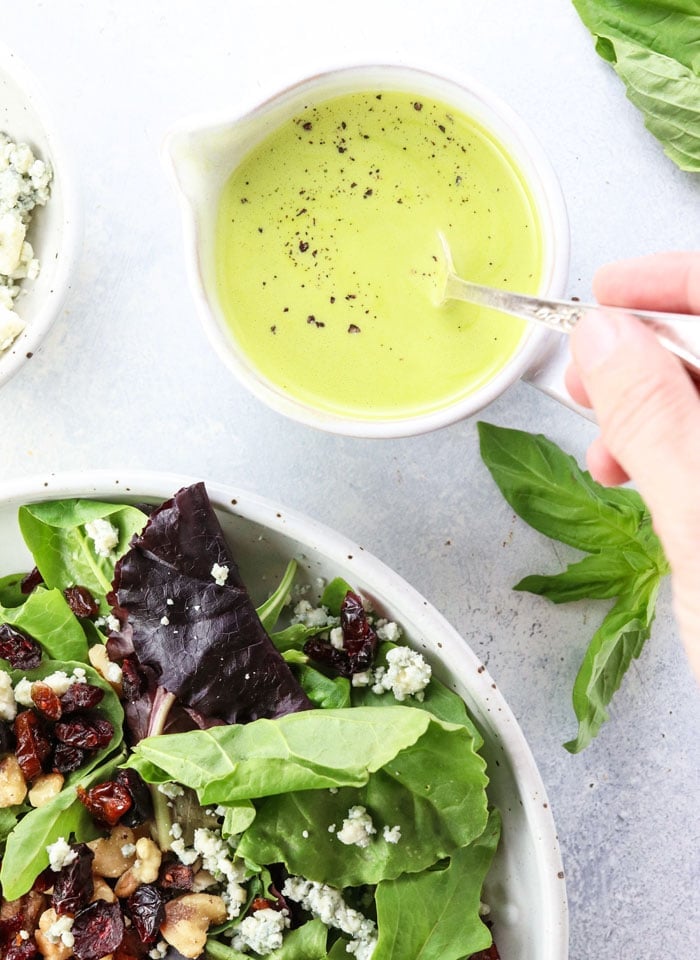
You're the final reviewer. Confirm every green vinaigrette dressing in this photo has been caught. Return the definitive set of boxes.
[215,91,544,419]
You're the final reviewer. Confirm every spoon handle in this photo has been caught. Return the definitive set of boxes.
[445,274,700,375]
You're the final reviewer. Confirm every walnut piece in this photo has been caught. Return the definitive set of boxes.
[161,893,227,958]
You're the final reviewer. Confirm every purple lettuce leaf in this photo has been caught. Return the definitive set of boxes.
[112,482,312,725]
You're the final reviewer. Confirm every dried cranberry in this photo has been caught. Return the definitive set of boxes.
[0,623,42,670]
[13,710,51,782]
[340,591,377,667]
[55,714,114,750]
[304,591,377,677]
[31,682,62,720]
[303,635,353,676]
[121,655,147,701]
[20,566,44,594]
[251,897,274,911]
[52,842,94,915]
[32,865,56,893]
[78,779,133,826]
[52,741,88,773]
[158,859,194,894]
[63,585,99,618]
[116,768,153,826]
[0,916,23,946]
[2,941,39,960]
[71,900,125,960]
[0,718,15,754]
[59,682,104,713]
[127,883,165,945]
[113,927,150,960]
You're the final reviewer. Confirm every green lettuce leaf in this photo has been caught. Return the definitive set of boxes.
[126,707,436,803]
[1,588,89,663]
[352,642,484,747]
[256,559,297,632]
[236,716,488,887]
[572,0,700,171]
[373,809,500,960]
[0,574,26,608]
[18,499,147,613]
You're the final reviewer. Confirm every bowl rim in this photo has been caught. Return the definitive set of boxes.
[0,40,82,389]
[0,467,569,957]
[166,62,570,438]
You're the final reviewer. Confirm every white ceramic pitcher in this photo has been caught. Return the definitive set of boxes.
[164,65,576,438]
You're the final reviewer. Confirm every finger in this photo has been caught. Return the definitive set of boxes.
[585,436,630,485]
[570,309,700,572]
[593,252,700,313]
[564,363,591,407]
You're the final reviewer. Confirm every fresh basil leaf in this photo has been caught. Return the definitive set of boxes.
[479,422,669,749]
[127,707,434,804]
[565,576,660,753]
[236,718,488,887]
[373,809,500,960]
[0,573,27,608]
[1,589,89,663]
[257,560,297,633]
[515,551,638,602]
[18,499,147,613]
[478,422,648,553]
[0,749,125,900]
[572,0,700,172]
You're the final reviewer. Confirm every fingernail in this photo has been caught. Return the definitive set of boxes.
[572,310,623,374]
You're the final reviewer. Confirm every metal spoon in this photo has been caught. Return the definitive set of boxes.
[437,233,700,376]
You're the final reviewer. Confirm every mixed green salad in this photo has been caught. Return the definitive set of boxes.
[0,483,500,960]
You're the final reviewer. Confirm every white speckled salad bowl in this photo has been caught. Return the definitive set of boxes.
[0,42,80,388]
[0,471,568,959]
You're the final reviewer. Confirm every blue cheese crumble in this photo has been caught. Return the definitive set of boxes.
[230,907,290,955]
[170,826,247,919]
[371,646,431,701]
[46,836,78,872]
[282,877,377,960]
[84,518,120,558]
[0,671,16,721]
[0,132,52,351]
[211,562,229,586]
[337,805,376,848]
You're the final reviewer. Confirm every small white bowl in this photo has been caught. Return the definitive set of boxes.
[0,42,81,388]
[0,470,568,960]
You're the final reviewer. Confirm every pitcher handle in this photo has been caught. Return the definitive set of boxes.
[522,331,596,422]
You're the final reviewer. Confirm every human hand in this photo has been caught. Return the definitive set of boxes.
[565,252,700,680]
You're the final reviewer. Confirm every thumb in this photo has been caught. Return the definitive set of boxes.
[570,310,700,571]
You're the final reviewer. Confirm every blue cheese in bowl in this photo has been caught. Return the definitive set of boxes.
[0,132,52,351]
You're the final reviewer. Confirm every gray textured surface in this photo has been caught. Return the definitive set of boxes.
[1,1,699,956]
